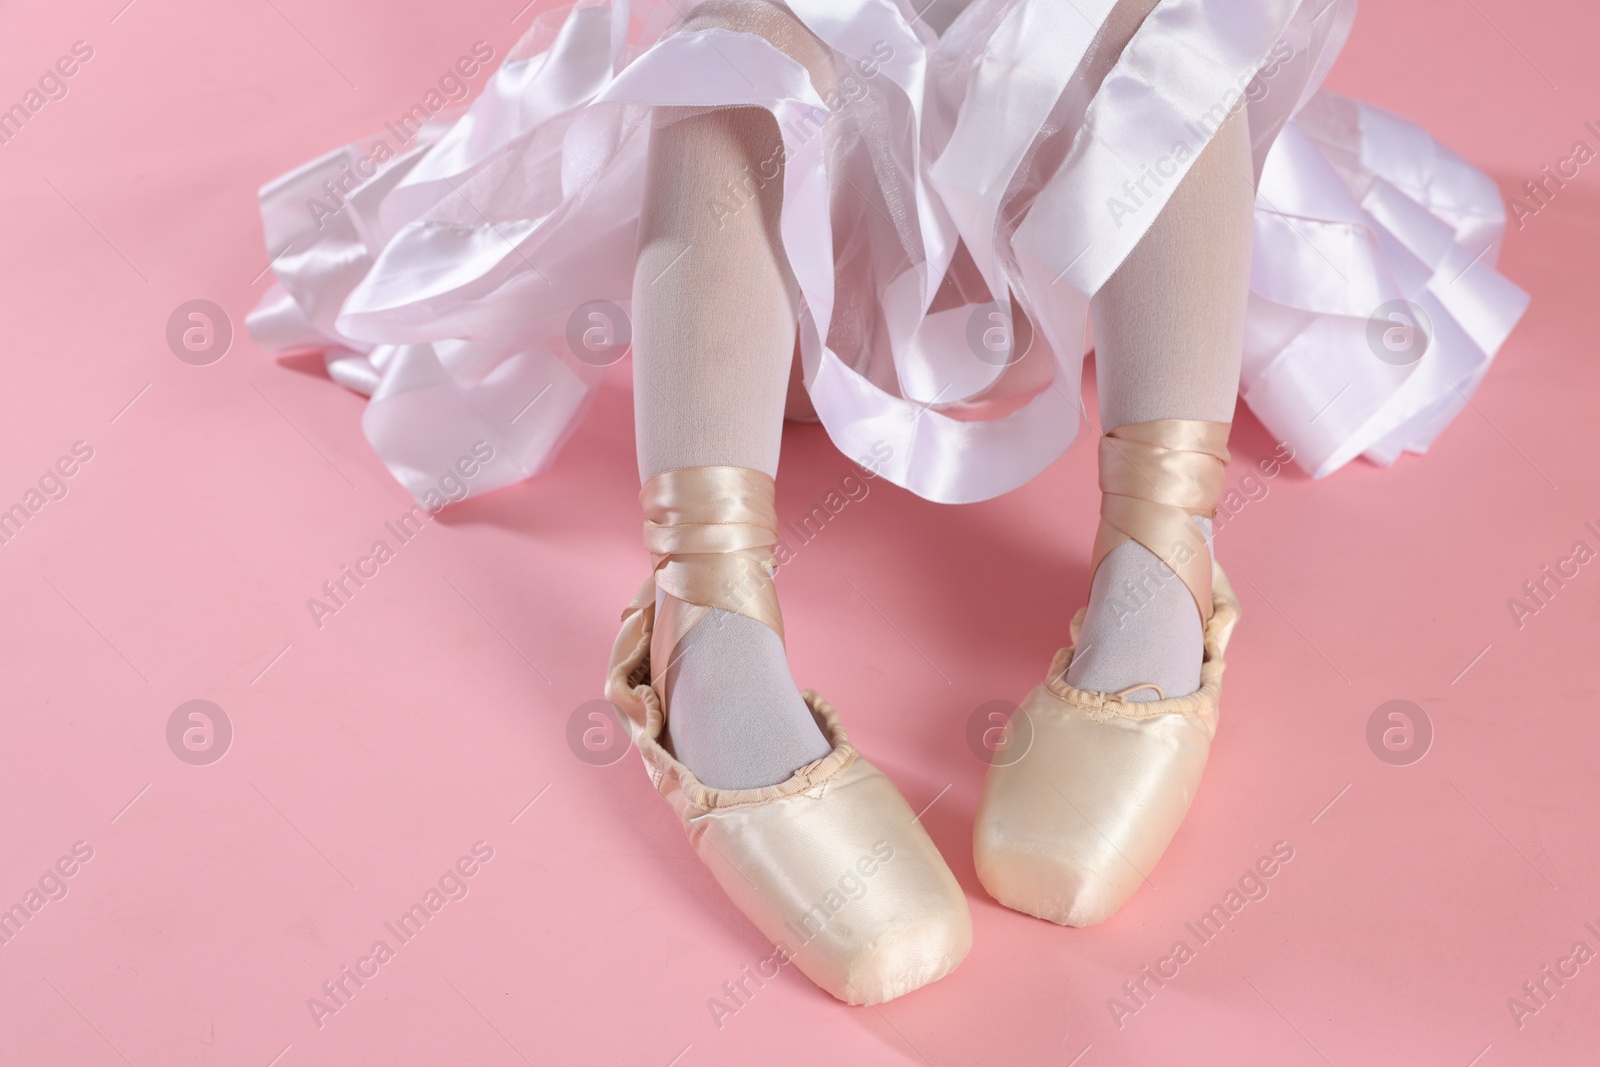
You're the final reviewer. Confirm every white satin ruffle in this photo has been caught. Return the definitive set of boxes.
[246,0,1528,506]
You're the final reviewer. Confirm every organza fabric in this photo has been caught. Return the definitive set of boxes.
[246,0,1529,505]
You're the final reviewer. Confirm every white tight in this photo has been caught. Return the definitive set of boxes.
[632,0,835,483]
[630,2,838,790]
[1068,99,1254,699]
[628,0,1254,785]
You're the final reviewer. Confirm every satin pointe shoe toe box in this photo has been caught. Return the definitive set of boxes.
[974,564,1240,927]
[972,683,1213,927]
[606,579,972,1005]
[682,737,974,1005]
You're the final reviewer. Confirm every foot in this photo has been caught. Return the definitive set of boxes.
[659,593,833,789]
[975,420,1234,927]
[1063,517,1211,701]
[609,463,972,1003]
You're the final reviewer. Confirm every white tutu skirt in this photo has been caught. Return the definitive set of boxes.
[246,0,1529,506]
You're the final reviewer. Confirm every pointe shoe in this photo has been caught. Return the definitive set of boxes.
[605,466,971,1004]
[974,420,1239,926]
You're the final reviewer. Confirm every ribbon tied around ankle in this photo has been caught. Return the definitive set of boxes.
[1090,420,1231,624]
[640,466,786,687]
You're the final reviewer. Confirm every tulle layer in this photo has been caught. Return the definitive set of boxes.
[246,0,1528,506]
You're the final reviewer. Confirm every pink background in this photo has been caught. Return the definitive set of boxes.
[1,1,1596,1064]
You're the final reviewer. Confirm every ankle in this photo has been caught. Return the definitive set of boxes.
[638,465,832,790]
[1067,419,1230,701]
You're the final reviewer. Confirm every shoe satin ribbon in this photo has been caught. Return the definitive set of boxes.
[1090,419,1230,624]
[640,466,785,688]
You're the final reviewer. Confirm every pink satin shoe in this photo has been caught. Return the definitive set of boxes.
[606,466,971,1004]
[974,419,1240,926]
